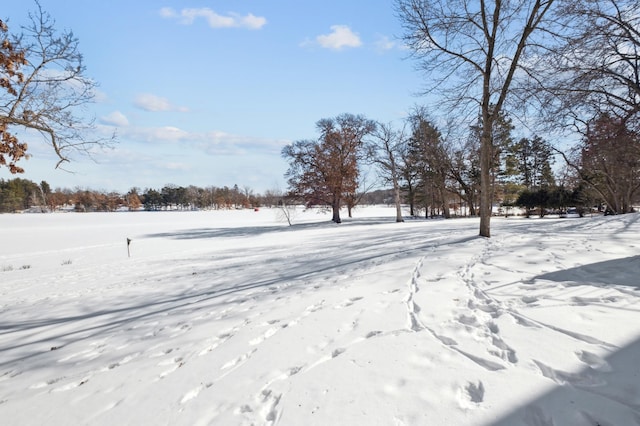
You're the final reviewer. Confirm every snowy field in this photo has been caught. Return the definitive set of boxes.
[1,207,639,426]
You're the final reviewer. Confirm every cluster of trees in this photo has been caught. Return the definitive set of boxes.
[139,185,262,211]
[0,180,273,213]
[280,109,596,223]
[391,0,640,237]
[281,0,640,236]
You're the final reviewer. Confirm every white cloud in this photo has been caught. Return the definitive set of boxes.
[118,124,288,155]
[316,25,362,50]
[374,35,396,52]
[134,94,188,113]
[199,131,288,155]
[160,7,266,30]
[100,111,129,127]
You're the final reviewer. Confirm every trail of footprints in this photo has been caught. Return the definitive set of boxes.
[154,293,382,424]
[21,241,617,424]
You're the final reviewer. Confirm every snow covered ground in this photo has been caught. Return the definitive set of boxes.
[1,207,639,426]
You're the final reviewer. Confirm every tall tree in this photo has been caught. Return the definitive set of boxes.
[396,0,558,237]
[0,3,113,173]
[282,113,376,223]
[370,122,407,222]
[406,110,452,218]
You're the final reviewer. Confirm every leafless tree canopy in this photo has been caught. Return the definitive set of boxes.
[535,0,640,134]
[369,122,407,222]
[395,0,559,237]
[0,2,113,173]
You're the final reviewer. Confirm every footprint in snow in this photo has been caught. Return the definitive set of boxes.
[575,350,612,372]
[249,326,280,346]
[457,380,485,408]
[180,382,212,404]
[331,348,346,358]
[158,356,184,378]
[258,389,282,423]
[53,377,91,392]
[29,376,64,389]
[221,348,257,371]
[334,296,364,309]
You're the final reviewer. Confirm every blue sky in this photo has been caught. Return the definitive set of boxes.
[2,1,426,193]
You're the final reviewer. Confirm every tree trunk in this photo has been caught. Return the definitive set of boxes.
[332,196,341,223]
[479,120,492,237]
[439,187,451,219]
[393,177,404,222]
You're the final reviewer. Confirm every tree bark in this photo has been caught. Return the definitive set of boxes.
[393,176,404,222]
[479,118,493,237]
[332,195,342,223]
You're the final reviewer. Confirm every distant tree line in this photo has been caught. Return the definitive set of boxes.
[0,181,285,213]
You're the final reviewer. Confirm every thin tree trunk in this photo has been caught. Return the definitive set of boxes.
[393,176,404,222]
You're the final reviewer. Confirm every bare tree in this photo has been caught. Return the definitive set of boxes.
[0,2,113,173]
[396,0,558,237]
[537,0,640,133]
[448,133,481,217]
[370,122,406,222]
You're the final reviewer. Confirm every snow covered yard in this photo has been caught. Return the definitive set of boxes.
[1,207,639,425]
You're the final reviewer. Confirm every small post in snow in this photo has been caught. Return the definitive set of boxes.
[127,238,132,258]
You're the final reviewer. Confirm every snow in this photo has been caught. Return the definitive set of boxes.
[1,207,639,425]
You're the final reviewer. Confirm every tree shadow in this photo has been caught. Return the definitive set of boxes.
[491,254,640,425]
[490,334,640,425]
[0,223,478,371]
[141,215,425,240]
[534,255,640,289]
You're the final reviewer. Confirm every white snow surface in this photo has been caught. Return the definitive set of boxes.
[1,207,639,426]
